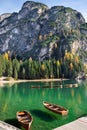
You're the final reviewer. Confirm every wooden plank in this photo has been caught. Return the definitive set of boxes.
[53,117,87,130]
[0,120,20,130]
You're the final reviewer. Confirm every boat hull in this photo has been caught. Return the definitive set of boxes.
[17,110,33,130]
[43,102,68,116]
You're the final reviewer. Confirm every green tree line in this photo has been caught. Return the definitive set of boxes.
[0,51,85,80]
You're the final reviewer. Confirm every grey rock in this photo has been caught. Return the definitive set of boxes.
[0,1,86,63]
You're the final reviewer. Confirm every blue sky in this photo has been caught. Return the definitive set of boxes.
[0,0,87,21]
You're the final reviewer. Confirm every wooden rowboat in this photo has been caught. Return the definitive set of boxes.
[16,110,33,130]
[43,101,68,116]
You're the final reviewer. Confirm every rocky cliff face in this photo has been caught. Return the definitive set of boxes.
[0,13,11,22]
[0,1,87,62]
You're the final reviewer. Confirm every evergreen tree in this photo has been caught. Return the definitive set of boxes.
[0,55,3,77]
[14,68,18,80]
[6,60,13,77]
[12,58,20,79]
[22,67,26,79]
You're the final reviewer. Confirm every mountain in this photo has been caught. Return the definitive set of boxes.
[0,1,87,63]
[0,13,11,22]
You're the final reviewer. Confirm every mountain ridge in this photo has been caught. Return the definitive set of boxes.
[0,1,87,64]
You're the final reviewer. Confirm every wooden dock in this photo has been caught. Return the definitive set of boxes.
[53,116,87,130]
[0,120,20,130]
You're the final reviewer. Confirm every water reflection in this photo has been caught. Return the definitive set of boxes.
[0,80,87,130]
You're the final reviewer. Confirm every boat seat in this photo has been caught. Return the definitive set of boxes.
[20,116,29,121]
[21,119,30,123]
[54,108,59,110]
[49,106,54,108]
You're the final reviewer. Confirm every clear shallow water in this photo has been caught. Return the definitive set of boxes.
[0,80,87,130]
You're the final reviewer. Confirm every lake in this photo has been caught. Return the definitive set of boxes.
[0,80,87,130]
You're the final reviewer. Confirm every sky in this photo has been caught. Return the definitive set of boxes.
[0,0,87,21]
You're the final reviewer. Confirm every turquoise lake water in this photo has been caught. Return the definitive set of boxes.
[0,80,87,130]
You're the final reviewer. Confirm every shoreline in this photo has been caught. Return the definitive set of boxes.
[0,77,69,84]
